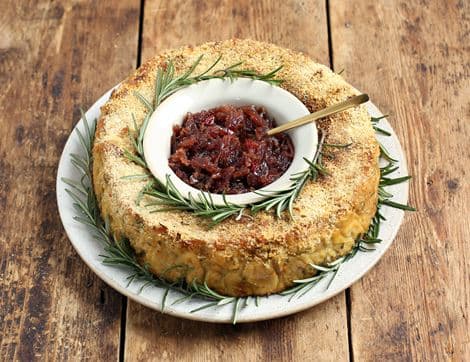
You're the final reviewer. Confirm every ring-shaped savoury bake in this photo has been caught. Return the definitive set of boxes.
[93,39,380,297]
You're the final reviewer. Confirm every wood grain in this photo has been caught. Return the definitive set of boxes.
[126,295,347,361]
[141,0,329,63]
[0,0,140,360]
[330,0,469,360]
[125,1,349,361]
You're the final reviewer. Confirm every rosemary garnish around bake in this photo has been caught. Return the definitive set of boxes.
[64,55,415,323]
[63,110,414,324]
[123,56,340,224]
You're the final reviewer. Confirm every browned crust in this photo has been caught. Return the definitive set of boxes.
[92,39,380,296]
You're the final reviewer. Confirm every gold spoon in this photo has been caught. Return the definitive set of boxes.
[267,93,369,136]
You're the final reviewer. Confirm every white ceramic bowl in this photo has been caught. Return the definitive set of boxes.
[143,78,317,206]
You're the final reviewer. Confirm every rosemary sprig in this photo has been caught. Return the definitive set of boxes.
[251,133,328,218]
[144,175,245,226]
[251,138,353,219]
[371,115,391,136]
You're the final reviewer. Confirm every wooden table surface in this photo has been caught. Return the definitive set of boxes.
[1,1,468,360]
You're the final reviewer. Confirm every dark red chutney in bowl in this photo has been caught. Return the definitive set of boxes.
[169,105,295,194]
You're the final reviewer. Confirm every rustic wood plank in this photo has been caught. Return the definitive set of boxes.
[140,0,329,63]
[330,0,469,360]
[124,1,349,361]
[126,295,347,361]
[0,0,140,360]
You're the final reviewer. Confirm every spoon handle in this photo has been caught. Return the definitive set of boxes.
[267,93,369,136]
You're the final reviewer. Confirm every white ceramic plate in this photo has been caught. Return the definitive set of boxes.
[56,86,409,323]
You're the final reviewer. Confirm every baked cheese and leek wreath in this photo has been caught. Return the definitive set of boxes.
[93,39,380,297]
